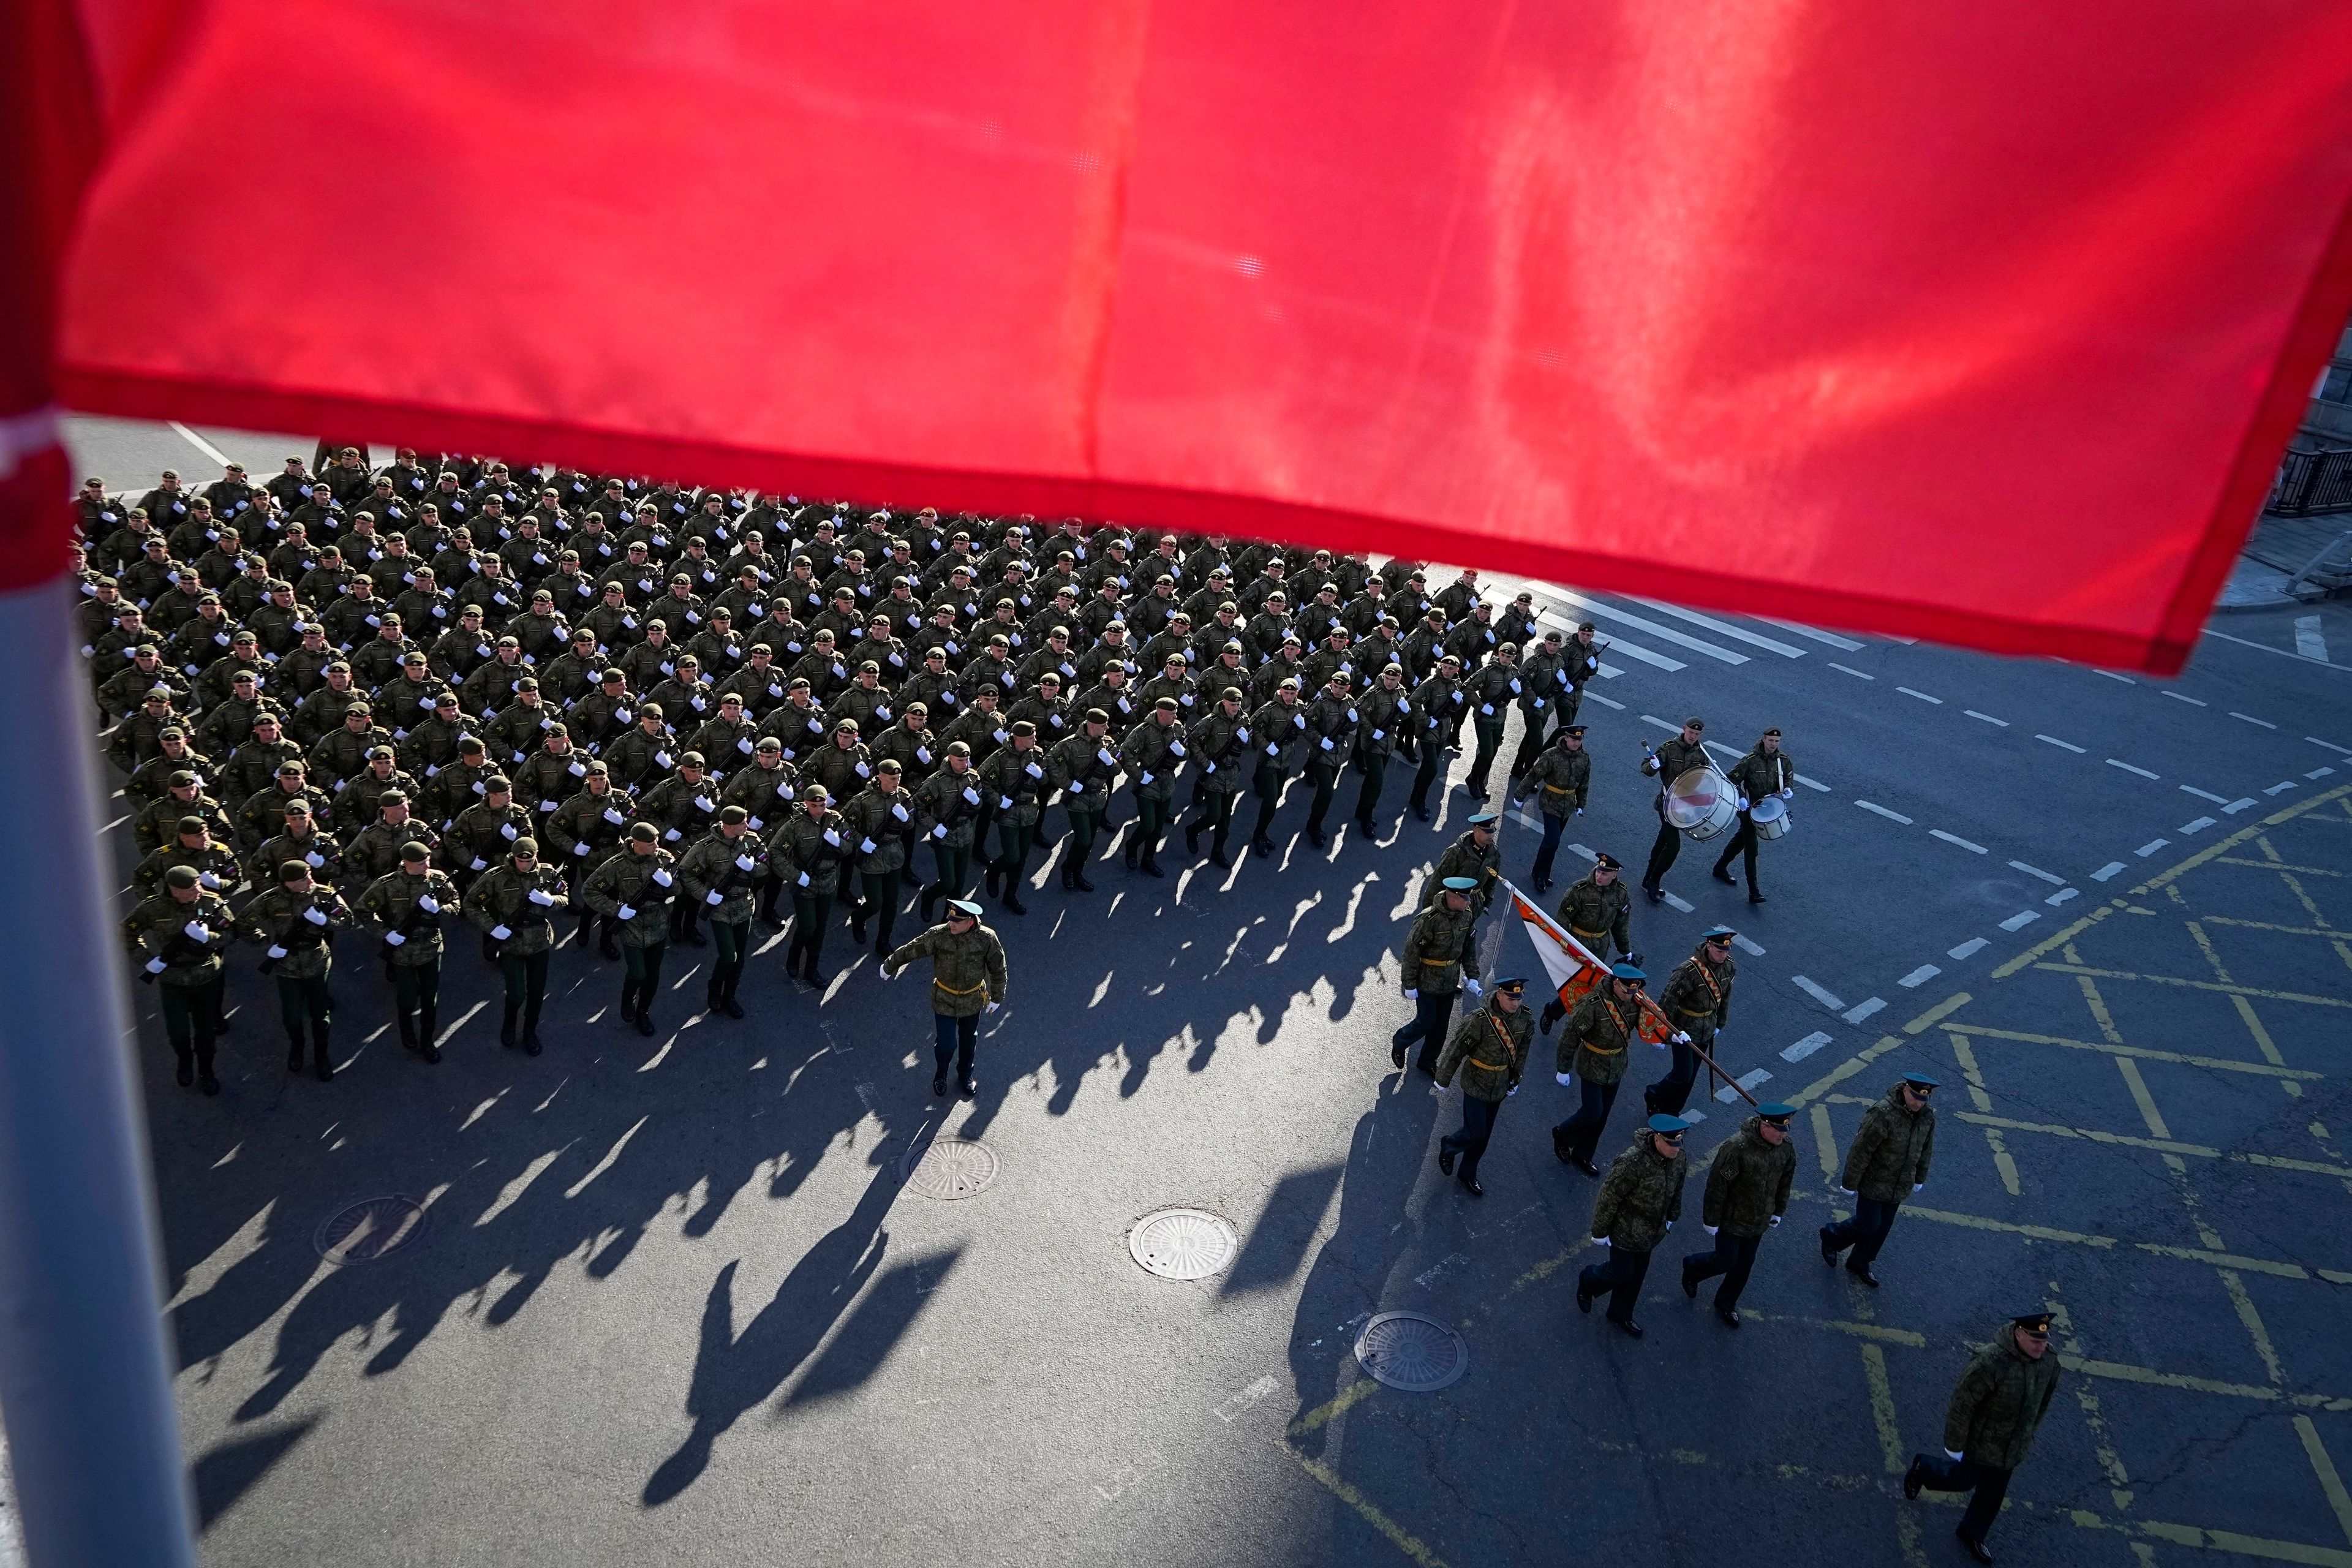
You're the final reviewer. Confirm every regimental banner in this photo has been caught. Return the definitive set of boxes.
[1501,877,1670,1044]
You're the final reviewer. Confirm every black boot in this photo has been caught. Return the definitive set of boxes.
[1059,860,1076,891]
[500,1009,519,1049]
[175,1047,194,1088]
[1305,820,1326,849]
[1123,835,1139,870]
[420,1010,441,1064]
[1071,862,1095,892]
[1003,884,1027,916]
[1713,863,1736,884]
[1210,835,1233,870]
[1139,846,1164,877]
[635,1005,656,1038]
[599,921,620,960]
[522,1021,542,1057]
[286,1031,306,1071]
[984,863,1003,897]
[1185,822,1201,855]
[313,1028,334,1082]
[1354,815,1376,839]
[618,979,638,1023]
[919,884,940,921]
[1251,835,1273,858]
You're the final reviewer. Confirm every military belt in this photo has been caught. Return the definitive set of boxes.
[1468,1058,1507,1072]
[1570,925,1604,940]
[934,978,987,995]
[1673,1005,1714,1019]
[1581,1041,1625,1055]
[1419,957,1460,966]
[1540,783,1572,794]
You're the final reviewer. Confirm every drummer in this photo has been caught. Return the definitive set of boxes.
[1638,716,1711,906]
[1710,728,1796,905]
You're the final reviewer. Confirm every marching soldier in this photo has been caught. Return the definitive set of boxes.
[1350,662,1409,838]
[678,805,763,1018]
[445,775,531,895]
[354,842,459,1063]
[1298,672,1359,849]
[1245,677,1308,858]
[1404,651,1464,821]
[1513,722,1590,892]
[1680,1100,1796,1327]
[976,719,1050,914]
[1821,1071,1939,1287]
[1639,715,1709,905]
[122,864,235,1094]
[1180,686,1249,869]
[1458,639,1519,801]
[911,741,984,917]
[1905,1312,2064,1565]
[251,796,339,892]
[881,897,1009,1098]
[768,783,851,987]
[1506,627,1571,782]
[236,859,353,1081]
[1709,726,1795,905]
[1428,811,1502,919]
[1433,976,1532,1196]
[1553,962,1657,1176]
[1538,852,1633,1035]
[1046,707,1120,891]
[840,759,916,954]
[1390,876,1482,1076]
[132,815,245,901]
[1117,695,1186,875]
[545,760,634,957]
[1645,924,1737,1118]
[461,837,568,1052]
[579,823,680,1035]
[1575,1113,1689,1339]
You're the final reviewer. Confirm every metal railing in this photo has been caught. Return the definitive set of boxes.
[2265,446,2352,516]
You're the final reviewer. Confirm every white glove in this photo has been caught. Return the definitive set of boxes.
[489,924,512,940]
[303,907,329,926]
[1768,1216,1781,1228]
[962,786,981,805]
[1913,1183,1924,1193]
[1068,780,1083,793]
[1945,1449,1965,1463]
[1463,977,1483,997]
[880,964,896,981]
[1024,760,1044,778]
[1841,1187,1856,1196]
[1664,1221,1673,1232]
[1557,1071,1573,1087]
[1589,1235,1608,1248]
[266,944,289,960]
[1781,787,1794,799]
[1737,796,1751,812]
[500,823,519,840]
[706,891,723,905]
[1480,703,1494,715]
[984,1000,1000,1013]
[529,888,555,905]
[891,802,909,822]
[470,856,489,872]
[603,806,625,825]
[823,829,842,846]
[198,871,220,891]
[384,930,407,946]
[1140,771,1154,785]
[1506,1085,1517,1098]
[145,957,167,974]
[859,837,878,853]
[182,921,211,943]
[1672,1030,1691,1045]
[616,904,636,921]
[999,794,1014,809]
[1704,1225,1717,1236]
[1403,987,1419,1001]
[1169,739,1186,755]
[797,871,810,887]
[1319,737,1333,752]
[573,842,589,856]
[417,894,440,914]
[1265,743,1280,756]
[651,869,673,887]
[931,824,947,839]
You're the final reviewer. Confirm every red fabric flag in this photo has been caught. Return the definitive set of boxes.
[36,1,2352,671]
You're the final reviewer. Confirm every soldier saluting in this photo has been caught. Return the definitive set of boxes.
[1905,1311,2064,1565]
[881,897,1009,1098]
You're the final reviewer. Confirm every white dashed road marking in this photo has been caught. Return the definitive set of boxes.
[1629,599,1807,657]
[1964,710,2008,726]
[1855,801,1913,824]
[1715,1068,1775,1103]
[1794,774,1830,792]
[2180,786,2230,804]
[2090,862,2127,882]
[1929,830,1986,854]
[1843,998,1886,1025]
[1898,965,1942,989]
[2046,888,2080,907]
[2177,816,2216,835]
[2095,669,2136,684]
[2106,759,2160,780]
[2222,798,2257,813]
[1765,619,1865,652]
[1730,934,1766,956]
[2037,734,2087,754]
[2231,712,2277,729]
[2296,615,2329,662]
[2160,691,2207,706]
[1999,911,2040,932]
[2310,766,2339,780]
[1830,663,1874,680]
[1792,975,1845,1011]
[1948,937,1990,960]
[2265,780,2299,796]
[2135,839,2170,857]
[2007,860,2064,886]
[1781,1031,1834,1063]
[1662,891,1695,913]
[1896,687,1942,704]
[2312,737,2352,756]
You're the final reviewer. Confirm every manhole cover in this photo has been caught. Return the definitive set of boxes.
[314,1196,427,1265]
[899,1137,998,1200]
[1354,1311,1468,1392]
[1128,1208,1239,1280]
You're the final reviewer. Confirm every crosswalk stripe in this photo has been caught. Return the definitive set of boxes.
[1629,598,1807,657]
[1536,589,1751,665]
[1532,607,1685,672]
[1762,617,1865,652]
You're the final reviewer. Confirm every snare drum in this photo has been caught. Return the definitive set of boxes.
[1750,793,1791,841]
[1665,767,1738,842]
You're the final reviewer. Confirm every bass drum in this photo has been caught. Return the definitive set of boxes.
[1664,767,1737,842]
[1751,793,1792,840]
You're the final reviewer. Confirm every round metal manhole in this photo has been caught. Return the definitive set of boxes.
[313,1196,428,1265]
[1128,1208,1239,1281]
[1354,1311,1468,1392]
[899,1137,998,1200]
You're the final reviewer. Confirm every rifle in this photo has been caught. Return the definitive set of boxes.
[256,899,330,975]
[140,913,221,984]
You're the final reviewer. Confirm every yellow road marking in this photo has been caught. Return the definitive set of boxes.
[2138,1519,2352,1564]
[2221,1268,2286,1384]
[1948,1035,2021,1195]
[1904,992,1972,1035]
[1284,1449,1454,1568]
[1949,1023,2320,1080]
[2294,1415,2352,1549]
[2051,1290,2134,1509]
[2202,917,2352,938]
[2032,963,2352,1011]
[1287,1374,1382,1438]
[1811,1103,1841,1182]
[1938,1111,2352,1180]
[1860,1343,1932,1568]
[2117,1057,2172,1141]
[2214,856,2343,878]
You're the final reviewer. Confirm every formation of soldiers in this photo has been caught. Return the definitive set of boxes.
[80,451,2050,1561]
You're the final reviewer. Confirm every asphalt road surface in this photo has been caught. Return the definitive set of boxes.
[67,417,2352,1567]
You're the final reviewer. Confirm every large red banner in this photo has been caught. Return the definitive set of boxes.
[31,1,2352,670]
